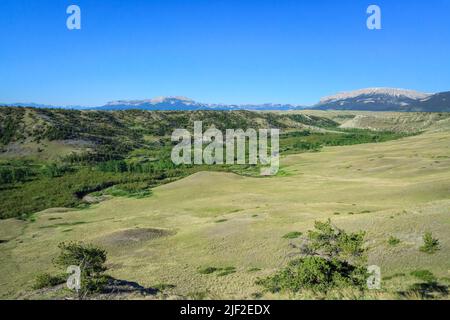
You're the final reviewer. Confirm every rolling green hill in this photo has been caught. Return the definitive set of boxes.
[0,107,411,220]
[1,108,449,299]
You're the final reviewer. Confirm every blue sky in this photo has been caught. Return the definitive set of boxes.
[1,0,450,106]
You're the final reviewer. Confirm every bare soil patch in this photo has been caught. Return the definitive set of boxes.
[98,228,175,246]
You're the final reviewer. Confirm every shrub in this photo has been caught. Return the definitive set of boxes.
[388,236,401,246]
[383,273,405,281]
[105,182,151,198]
[53,242,108,296]
[304,220,366,264]
[282,231,303,239]
[198,266,218,274]
[257,256,367,293]
[54,242,107,274]
[410,270,437,283]
[258,219,368,293]
[198,266,236,276]
[216,267,236,277]
[33,273,66,290]
[419,232,440,254]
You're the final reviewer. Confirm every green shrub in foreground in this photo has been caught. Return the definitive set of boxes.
[33,273,66,290]
[257,256,367,293]
[53,242,109,297]
[420,232,440,254]
[258,219,369,293]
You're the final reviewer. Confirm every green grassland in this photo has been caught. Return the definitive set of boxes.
[0,107,412,220]
[0,109,450,299]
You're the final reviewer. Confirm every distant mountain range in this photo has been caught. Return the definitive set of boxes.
[313,88,450,112]
[0,102,88,110]
[94,96,304,111]
[2,88,450,112]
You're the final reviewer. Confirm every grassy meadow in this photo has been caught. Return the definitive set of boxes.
[0,110,449,299]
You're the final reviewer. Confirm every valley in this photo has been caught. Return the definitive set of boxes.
[0,108,449,299]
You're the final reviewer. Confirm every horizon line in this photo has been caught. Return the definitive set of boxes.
[1,86,443,109]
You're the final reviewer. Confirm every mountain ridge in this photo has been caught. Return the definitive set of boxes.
[2,88,450,112]
[313,88,450,112]
[98,96,304,111]
[318,88,432,104]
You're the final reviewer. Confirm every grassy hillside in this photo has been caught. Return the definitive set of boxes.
[0,107,410,220]
[0,107,338,159]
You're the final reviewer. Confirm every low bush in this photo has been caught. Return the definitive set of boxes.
[198,266,236,276]
[53,242,108,296]
[216,267,236,277]
[258,219,369,293]
[388,236,401,246]
[105,182,151,198]
[282,231,303,239]
[257,256,367,293]
[410,270,437,283]
[198,266,219,274]
[33,273,66,290]
[419,232,440,254]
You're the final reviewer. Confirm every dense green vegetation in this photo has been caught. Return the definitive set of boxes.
[33,272,66,290]
[280,129,414,154]
[0,164,200,219]
[0,107,413,219]
[0,107,337,148]
[0,108,25,145]
[53,242,109,297]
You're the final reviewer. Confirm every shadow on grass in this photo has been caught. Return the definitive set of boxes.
[398,281,448,299]
[102,278,175,296]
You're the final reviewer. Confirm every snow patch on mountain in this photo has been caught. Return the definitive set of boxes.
[102,96,304,111]
[319,88,432,104]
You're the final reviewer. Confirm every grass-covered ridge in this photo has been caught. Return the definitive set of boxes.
[1,109,449,300]
[0,107,412,219]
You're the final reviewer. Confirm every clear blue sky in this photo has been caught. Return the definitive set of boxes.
[1,0,450,106]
